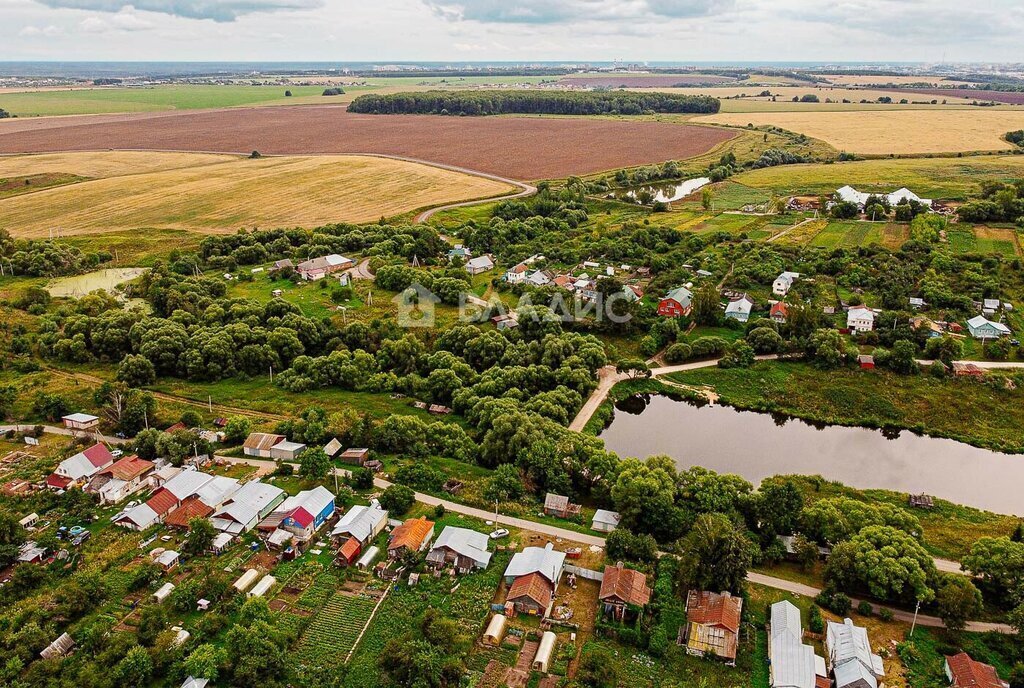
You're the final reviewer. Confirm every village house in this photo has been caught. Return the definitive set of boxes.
[526,270,552,287]
[46,443,115,491]
[213,480,286,534]
[116,469,218,531]
[982,299,1001,315]
[447,245,471,262]
[591,509,621,533]
[773,272,800,297]
[465,255,495,275]
[270,258,293,273]
[599,562,652,622]
[61,413,100,432]
[504,262,529,283]
[296,254,353,281]
[267,485,335,541]
[909,297,926,310]
[679,590,743,665]
[967,316,1011,340]
[826,618,884,688]
[857,354,875,370]
[944,652,1009,688]
[426,526,492,573]
[164,496,214,530]
[503,542,567,617]
[331,503,389,546]
[543,492,581,519]
[658,286,693,317]
[86,454,155,504]
[769,601,828,688]
[847,307,875,333]
[323,437,343,459]
[725,294,755,323]
[242,432,286,459]
[622,284,644,303]
[770,302,789,324]
[387,516,435,559]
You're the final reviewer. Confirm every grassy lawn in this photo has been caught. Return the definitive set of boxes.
[666,361,1024,454]
[900,626,1018,688]
[679,181,772,211]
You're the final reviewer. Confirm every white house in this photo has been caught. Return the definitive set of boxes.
[967,315,1011,340]
[725,294,754,323]
[591,509,621,533]
[296,254,353,281]
[465,255,495,275]
[826,618,884,688]
[847,307,875,333]
[504,263,528,283]
[769,601,827,688]
[773,272,800,297]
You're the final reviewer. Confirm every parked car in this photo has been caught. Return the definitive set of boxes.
[489,528,510,540]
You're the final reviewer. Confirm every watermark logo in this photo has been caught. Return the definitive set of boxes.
[393,282,439,328]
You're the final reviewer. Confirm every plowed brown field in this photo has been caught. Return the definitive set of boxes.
[0,105,735,180]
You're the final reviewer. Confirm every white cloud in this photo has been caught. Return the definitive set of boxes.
[35,0,325,22]
[423,0,736,23]
[18,23,64,36]
[77,8,153,31]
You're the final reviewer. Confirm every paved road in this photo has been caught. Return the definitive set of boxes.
[0,424,129,445]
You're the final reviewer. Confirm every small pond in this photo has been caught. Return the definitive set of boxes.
[598,394,1024,515]
[611,177,710,204]
[47,267,150,298]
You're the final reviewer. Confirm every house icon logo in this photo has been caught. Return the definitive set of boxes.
[393,282,439,328]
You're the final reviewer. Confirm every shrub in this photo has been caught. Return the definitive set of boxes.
[808,605,824,634]
[857,600,873,617]
[878,607,894,622]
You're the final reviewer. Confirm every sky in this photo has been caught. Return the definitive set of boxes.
[3,0,1024,63]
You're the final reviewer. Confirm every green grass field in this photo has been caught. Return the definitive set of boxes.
[694,212,763,234]
[807,220,908,249]
[733,155,1024,200]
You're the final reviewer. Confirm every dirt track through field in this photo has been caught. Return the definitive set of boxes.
[0,105,736,180]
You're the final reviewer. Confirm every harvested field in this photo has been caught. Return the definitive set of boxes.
[696,110,1024,154]
[0,150,237,178]
[0,152,516,237]
[894,88,1024,105]
[733,155,1024,200]
[557,74,735,88]
[816,75,978,87]
[0,105,736,180]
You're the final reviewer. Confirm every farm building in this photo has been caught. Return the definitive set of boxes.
[504,543,567,617]
[533,632,558,673]
[528,270,552,287]
[826,618,884,688]
[356,545,380,570]
[591,509,621,533]
[61,413,99,431]
[338,447,370,465]
[770,302,789,323]
[952,362,985,378]
[86,454,155,504]
[679,590,743,665]
[232,568,261,593]
[336,536,361,566]
[543,492,580,518]
[658,286,693,317]
[483,614,507,645]
[835,185,932,209]
[153,582,175,603]
[944,652,1008,688]
[388,517,435,558]
[847,308,875,333]
[210,532,233,554]
[46,443,115,491]
[725,294,754,323]
[40,633,75,660]
[599,562,652,621]
[426,526,492,573]
[18,541,47,563]
[857,355,875,370]
[271,485,336,540]
[19,513,38,529]
[773,272,800,297]
[243,432,286,458]
[769,600,827,688]
[323,438,343,458]
[248,574,276,598]
[465,254,495,275]
[296,254,353,281]
[269,440,306,461]
[332,503,388,545]
[967,316,1011,340]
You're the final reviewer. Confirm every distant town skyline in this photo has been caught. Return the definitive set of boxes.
[3,0,1023,64]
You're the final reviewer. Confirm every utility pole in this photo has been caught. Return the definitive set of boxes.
[269,366,273,383]
[909,599,921,637]
[208,395,212,412]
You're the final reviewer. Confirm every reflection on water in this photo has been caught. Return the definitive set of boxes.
[612,177,711,204]
[600,394,1023,515]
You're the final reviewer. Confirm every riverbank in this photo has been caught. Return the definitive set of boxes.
[664,360,1024,455]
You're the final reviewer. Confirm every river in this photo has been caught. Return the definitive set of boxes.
[597,394,1023,515]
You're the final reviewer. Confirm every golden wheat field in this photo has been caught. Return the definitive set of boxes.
[0,152,515,237]
[696,110,1024,154]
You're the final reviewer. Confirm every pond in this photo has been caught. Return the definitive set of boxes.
[47,267,150,298]
[597,394,1024,515]
[611,177,710,204]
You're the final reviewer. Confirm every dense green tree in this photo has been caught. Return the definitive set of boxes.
[962,537,1024,603]
[677,513,753,594]
[935,574,983,632]
[483,464,524,502]
[298,447,331,480]
[379,484,416,515]
[825,525,937,604]
[184,517,216,555]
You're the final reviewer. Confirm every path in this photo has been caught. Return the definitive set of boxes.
[768,216,817,243]
[346,258,374,281]
[412,161,536,223]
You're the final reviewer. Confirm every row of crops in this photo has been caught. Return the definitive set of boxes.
[293,591,377,667]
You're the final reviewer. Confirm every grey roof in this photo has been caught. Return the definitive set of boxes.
[544,493,569,510]
[591,509,621,527]
[278,485,335,519]
[771,601,802,641]
[771,634,817,688]
[227,481,285,513]
[827,619,883,685]
[332,504,388,543]
[323,438,343,457]
[664,286,692,307]
[182,679,210,688]
[833,659,877,688]
[431,526,492,568]
[466,255,494,271]
[504,543,565,583]
[194,476,241,508]
[270,440,306,453]
[118,503,159,529]
[726,294,754,316]
[162,470,215,501]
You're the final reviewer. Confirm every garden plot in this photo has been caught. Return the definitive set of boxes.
[293,591,378,668]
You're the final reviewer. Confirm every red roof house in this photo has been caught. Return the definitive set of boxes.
[770,302,788,323]
[506,571,555,615]
[679,590,743,664]
[945,652,1009,688]
[336,537,361,566]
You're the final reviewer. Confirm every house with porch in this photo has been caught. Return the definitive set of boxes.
[679,590,743,665]
[658,286,693,317]
[46,443,115,491]
[426,526,492,573]
[598,562,652,622]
